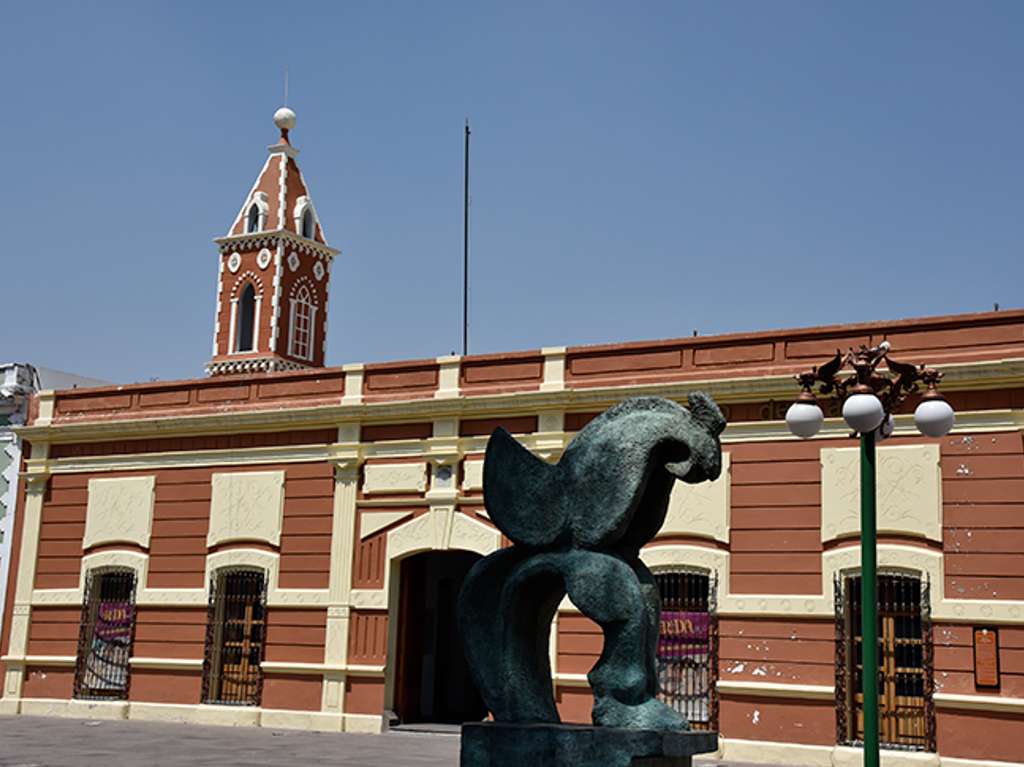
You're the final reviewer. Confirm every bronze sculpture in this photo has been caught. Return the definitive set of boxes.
[458,394,725,766]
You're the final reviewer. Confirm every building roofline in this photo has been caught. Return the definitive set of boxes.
[38,305,1024,400]
[564,306,1024,355]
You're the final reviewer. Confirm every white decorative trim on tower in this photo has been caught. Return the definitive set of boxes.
[253,294,262,350]
[229,272,266,299]
[271,243,284,353]
[228,155,274,237]
[212,257,225,357]
[277,154,288,233]
[321,258,332,358]
[214,232,338,260]
[227,297,238,355]
[245,191,270,233]
[295,166,327,243]
[267,142,298,160]
[226,273,265,355]
[293,195,324,241]
[205,357,311,376]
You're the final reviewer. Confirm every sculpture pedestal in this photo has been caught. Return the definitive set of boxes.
[460,722,718,767]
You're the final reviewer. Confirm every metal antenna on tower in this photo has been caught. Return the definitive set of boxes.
[284,66,289,106]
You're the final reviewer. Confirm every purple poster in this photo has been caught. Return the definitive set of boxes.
[658,610,710,658]
[95,601,133,642]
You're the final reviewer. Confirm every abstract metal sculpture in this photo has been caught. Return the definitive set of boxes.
[458,395,725,766]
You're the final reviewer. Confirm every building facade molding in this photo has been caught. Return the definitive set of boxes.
[716,680,835,700]
[19,356,1024,447]
[20,407,1020,482]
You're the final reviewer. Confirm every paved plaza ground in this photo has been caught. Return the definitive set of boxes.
[0,715,758,767]
[0,716,457,767]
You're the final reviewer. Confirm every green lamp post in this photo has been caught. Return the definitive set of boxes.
[784,342,955,767]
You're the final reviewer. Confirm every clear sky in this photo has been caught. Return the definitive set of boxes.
[2,2,1022,384]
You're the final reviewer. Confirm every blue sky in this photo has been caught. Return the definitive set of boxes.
[2,2,1022,383]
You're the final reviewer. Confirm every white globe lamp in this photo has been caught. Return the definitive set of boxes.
[786,398,824,439]
[842,392,885,434]
[915,394,955,438]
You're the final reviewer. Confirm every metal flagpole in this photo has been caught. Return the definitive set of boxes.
[463,120,471,356]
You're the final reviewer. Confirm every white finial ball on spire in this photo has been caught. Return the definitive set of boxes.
[274,107,297,131]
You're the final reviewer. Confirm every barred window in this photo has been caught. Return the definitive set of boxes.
[836,572,934,751]
[655,570,718,731]
[73,569,137,700]
[202,569,267,706]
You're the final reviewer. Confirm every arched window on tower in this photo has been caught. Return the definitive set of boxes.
[235,284,257,352]
[247,203,261,234]
[301,208,315,239]
[289,285,317,361]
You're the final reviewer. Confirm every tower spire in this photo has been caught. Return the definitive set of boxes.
[206,108,339,377]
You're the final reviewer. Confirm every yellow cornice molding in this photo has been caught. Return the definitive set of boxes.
[17,358,1024,445]
[32,408,1022,478]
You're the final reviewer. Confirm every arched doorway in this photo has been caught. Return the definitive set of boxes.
[394,550,487,724]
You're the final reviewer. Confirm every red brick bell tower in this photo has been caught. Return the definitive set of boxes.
[207,107,338,376]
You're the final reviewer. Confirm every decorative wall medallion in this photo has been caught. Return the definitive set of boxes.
[661,452,731,542]
[84,476,156,549]
[313,260,325,281]
[288,251,300,272]
[821,444,942,542]
[227,252,242,273]
[208,470,285,547]
[257,248,272,270]
[363,462,429,494]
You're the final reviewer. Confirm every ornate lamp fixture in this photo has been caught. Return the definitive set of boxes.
[783,341,954,767]
[785,341,955,440]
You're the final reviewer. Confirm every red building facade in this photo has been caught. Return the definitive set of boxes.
[1,111,1022,766]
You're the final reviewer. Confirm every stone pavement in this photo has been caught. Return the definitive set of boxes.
[0,716,457,767]
[0,715,753,767]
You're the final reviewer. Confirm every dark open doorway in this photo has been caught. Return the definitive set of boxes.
[394,550,487,724]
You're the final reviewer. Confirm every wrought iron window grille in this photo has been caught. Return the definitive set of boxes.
[201,569,268,706]
[655,569,719,732]
[73,569,137,701]
[835,571,935,752]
